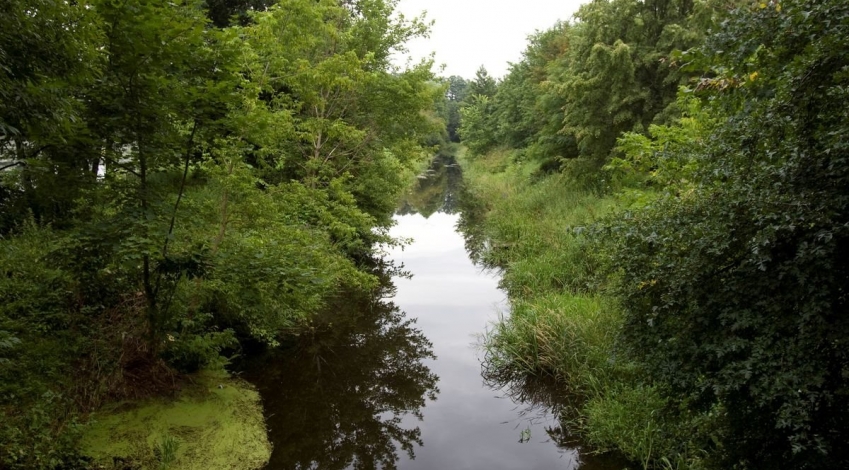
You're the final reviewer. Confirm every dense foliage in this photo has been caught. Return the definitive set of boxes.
[459,0,711,171]
[441,76,469,143]
[460,0,849,469]
[0,0,439,466]
[610,1,849,467]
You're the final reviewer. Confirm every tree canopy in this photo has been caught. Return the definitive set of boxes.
[458,0,710,169]
[610,1,849,466]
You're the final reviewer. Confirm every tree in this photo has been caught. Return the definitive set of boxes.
[458,67,500,155]
[444,75,468,142]
[80,0,238,343]
[204,0,276,27]
[554,0,704,163]
[242,0,438,239]
[445,75,469,102]
[467,66,498,98]
[0,0,102,232]
[453,1,711,168]
[492,24,577,164]
[0,0,442,466]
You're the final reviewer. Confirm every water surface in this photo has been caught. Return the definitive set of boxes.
[242,155,627,469]
[386,210,587,470]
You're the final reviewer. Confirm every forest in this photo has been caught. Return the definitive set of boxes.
[1,0,848,469]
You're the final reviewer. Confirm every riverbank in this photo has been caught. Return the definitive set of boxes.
[458,148,701,469]
[81,369,270,469]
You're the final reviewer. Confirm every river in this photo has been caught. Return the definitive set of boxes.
[241,155,627,469]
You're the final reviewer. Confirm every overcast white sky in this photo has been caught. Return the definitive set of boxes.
[393,0,587,80]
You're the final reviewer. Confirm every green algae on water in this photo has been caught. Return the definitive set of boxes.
[81,369,271,469]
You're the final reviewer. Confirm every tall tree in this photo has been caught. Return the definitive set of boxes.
[444,75,468,142]
[0,0,442,465]
[555,0,703,163]
[458,66,500,154]
[467,66,498,98]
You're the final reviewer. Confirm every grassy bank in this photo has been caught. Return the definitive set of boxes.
[461,149,704,469]
[81,369,270,469]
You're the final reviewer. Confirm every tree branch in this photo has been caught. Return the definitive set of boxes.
[0,161,24,172]
[101,155,142,178]
[154,120,199,301]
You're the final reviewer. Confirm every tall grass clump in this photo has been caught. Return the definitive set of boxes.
[482,294,623,398]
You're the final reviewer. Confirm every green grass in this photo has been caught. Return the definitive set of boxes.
[461,148,706,469]
[80,369,271,470]
[482,294,622,398]
[461,149,624,393]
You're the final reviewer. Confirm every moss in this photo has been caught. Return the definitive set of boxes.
[80,369,271,469]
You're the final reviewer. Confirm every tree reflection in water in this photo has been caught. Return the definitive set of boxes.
[396,152,463,218]
[240,265,439,470]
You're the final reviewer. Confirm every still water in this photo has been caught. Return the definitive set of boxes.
[387,211,586,469]
[242,156,625,469]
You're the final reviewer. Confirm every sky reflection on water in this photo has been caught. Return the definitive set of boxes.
[386,211,584,470]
